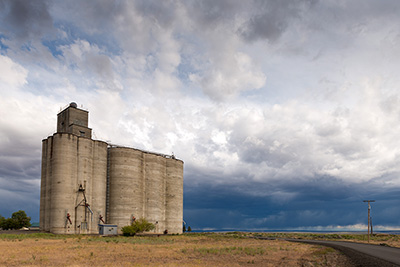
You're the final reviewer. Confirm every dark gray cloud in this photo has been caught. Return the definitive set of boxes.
[0,183,39,221]
[184,0,246,30]
[0,0,54,42]
[0,117,42,221]
[134,0,180,29]
[184,172,400,230]
[238,0,317,43]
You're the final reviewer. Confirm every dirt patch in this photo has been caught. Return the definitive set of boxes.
[0,233,353,266]
[0,229,44,235]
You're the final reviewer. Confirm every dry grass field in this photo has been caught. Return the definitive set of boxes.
[0,232,354,266]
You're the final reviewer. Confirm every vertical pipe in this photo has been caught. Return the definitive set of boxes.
[39,139,47,231]
[106,148,110,223]
[89,140,108,233]
[44,136,53,232]
[141,152,146,219]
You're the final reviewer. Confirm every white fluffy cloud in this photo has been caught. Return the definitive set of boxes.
[0,55,28,87]
[190,52,266,101]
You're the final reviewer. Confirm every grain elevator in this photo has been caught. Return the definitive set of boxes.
[40,103,183,234]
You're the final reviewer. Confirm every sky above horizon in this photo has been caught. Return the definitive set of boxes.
[1,0,400,231]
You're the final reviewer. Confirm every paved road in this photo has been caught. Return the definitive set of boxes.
[284,238,400,266]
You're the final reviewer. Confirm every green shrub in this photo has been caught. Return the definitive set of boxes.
[121,218,155,236]
[0,210,31,230]
[11,210,31,229]
[0,215,5,229]
[1,218,16,230]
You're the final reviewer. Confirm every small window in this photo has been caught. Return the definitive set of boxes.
[80,131,85,136]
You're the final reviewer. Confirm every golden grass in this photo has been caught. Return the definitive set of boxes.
[0,233,353,266]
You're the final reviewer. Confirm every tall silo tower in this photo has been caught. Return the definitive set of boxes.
[40,103,108,234]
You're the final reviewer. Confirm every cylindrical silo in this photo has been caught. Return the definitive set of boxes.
[39,139,48,231]
[88,140,108,233]
[165,158,184,233]
[50,133,78,234]
[44,136,53,232]
[75,137,93,234]
[108,147,144,233]
[144,153,166,233]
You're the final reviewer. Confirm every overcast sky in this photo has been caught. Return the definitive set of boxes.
[1,0,400,231]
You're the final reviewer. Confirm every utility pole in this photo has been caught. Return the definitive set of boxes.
[363,200,375,243]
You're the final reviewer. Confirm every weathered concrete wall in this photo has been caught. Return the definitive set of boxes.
[107,147,183,234]
[144,153,166,233]
[40,133,108,234]
[90,140,108,232]
[44,136,53,231]
[39,139,48,231]
[50,133,77,234]
[165,158,184,233]
[107,147,145,232]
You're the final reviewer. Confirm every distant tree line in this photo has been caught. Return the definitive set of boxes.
[0,210,31,230]
[183,224,192,232]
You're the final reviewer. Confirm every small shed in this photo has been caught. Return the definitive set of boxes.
[98,224,118,236]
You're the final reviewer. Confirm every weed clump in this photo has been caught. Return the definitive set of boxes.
[121,218,155,236]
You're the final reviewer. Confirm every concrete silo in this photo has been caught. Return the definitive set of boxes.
[49,133,78,234]
[107,146,145,232]
[165,158,184,233]
[40,102,184,235]
[39,136,52,232]
[143,153,166,233]
[40,103,108,234]
[89,140,108,232]
[74,137,108,234]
